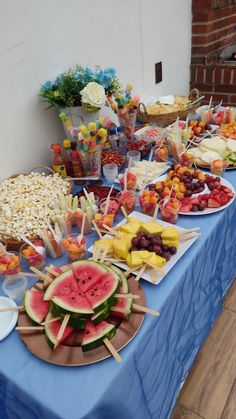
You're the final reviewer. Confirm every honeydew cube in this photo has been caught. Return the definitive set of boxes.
[141,222,164,235]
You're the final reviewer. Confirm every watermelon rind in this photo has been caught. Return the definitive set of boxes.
[81,322,116,352]
[91,306,110,325]
[24,289,49,324]
[50,301,86,329]
[88,281,119,313]
[110,270,132,319]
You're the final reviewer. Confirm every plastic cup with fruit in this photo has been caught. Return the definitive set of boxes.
[74,208,93,235]
[0,252,21,277]
[94,213,115,231]
[178,151,194,168]
[210,159,228,177]
[118,171,137,191]
[20,240,46,270]
[117,191,137,215]
[139,190,159,216]
[155,145,169,162]
[159,198,181,224]
[62,234,86,261]
[2,274,27,303]
[99,197,120,219]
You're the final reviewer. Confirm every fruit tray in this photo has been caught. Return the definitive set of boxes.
[17,266,145,366]
[88,211,199,285]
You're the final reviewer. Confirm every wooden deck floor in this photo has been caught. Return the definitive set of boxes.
[171,278,236,419]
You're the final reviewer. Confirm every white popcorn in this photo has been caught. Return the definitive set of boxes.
[0,172,70,240]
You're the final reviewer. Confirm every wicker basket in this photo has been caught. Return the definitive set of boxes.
[1,166,72,252]
[137,89,200,127]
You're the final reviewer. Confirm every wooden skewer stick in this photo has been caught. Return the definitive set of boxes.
[16,326,44,331]
[100,246,110,264]
[153,204,159,220]
[144,260,165,275]
[151,268,157,283]
[41,316,61,326]
[45,266,60,277]
[124,265,143,277]
[103,337,122,363]
[133,303,160,316]
[135,264,146,282]
[56,314,70,341]
[120,206,129,223]
[93,242,103,262]
[182,227,200,234]
[18,272,39,278]
[102,224,121,237]
[114,293,140,299]
[92,228,118,236]
[111,306,131,314]
[0,305,24,313]
[92,220,102,239]
[30,266,51,282]
[180,233,201,241]
[104,258,126,263]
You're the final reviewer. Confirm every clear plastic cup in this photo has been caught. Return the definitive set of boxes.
[74,209,93,235]
[159,198,181,224]
[210,159,228,177]
[2,274,27,304]
[155,146,169,162]
[139,191,158,216]
[103,163,118,183]
[127,150,141,166]
[178,151,194,168]
[20,241,46,270]
[99,198,120,219]
[0,252,21,277]
[62,233,86,261]
[117,191,137,215]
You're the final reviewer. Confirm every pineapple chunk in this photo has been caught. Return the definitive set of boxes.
[119,233,136,248]
[141,222,164,235]
[146,252,167,267]
[113,239,129,260]
[161,226,179,241]
[162,239,179,249]
[119,222,141,235]
[94,238,113,254]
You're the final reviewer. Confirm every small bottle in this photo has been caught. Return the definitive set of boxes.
[63,139,73,176]
[109,127,118,150]
[71,150,83,177]
[117,126,127,155]
[51,144,67,177]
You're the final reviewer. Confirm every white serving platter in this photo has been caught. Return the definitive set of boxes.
[0,296,18,341]
[88,211,199,285]
[115,161,170,189]
[156,173,235,216]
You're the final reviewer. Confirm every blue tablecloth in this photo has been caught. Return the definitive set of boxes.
[1,172,236,419]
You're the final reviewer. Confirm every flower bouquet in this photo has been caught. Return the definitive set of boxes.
[39,65,120,137]
[108,84,140,139]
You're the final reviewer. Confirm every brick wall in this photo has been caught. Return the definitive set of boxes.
[191,0,236,105]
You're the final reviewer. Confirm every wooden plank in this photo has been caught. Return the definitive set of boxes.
[171,404,204,419]
[224,277,236,313]
[180,309,236,419]
[221,379,236,419]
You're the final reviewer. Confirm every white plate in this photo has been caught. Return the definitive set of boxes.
[0,296,18,341]
[88,211,199,285]
[156,173,235,216]
[114,162,170,189]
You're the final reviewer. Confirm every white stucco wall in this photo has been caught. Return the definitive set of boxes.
[0,0,192,179]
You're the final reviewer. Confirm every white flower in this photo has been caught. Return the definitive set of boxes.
[81,82,106,109]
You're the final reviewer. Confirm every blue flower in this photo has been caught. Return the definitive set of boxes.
[74,70,83,81]
[42,80,52,90]
[95,70,113,88]
[104,67,116,78]
[84,67,94,81]
[53,74,62,86]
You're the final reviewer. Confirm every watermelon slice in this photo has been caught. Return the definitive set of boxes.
[72,260,108,292]
[110,269,133,319]
[81,320,116,352]
[24,289,49,324]
[44,270,79,301]
[44,312,74,349]
[91,306,110,325]
[85,272,119,313]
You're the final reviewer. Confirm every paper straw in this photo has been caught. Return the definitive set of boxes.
[149,148,154,162]
[208,96,212,110]
[124,170,128,191]
[79,213,86,244]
